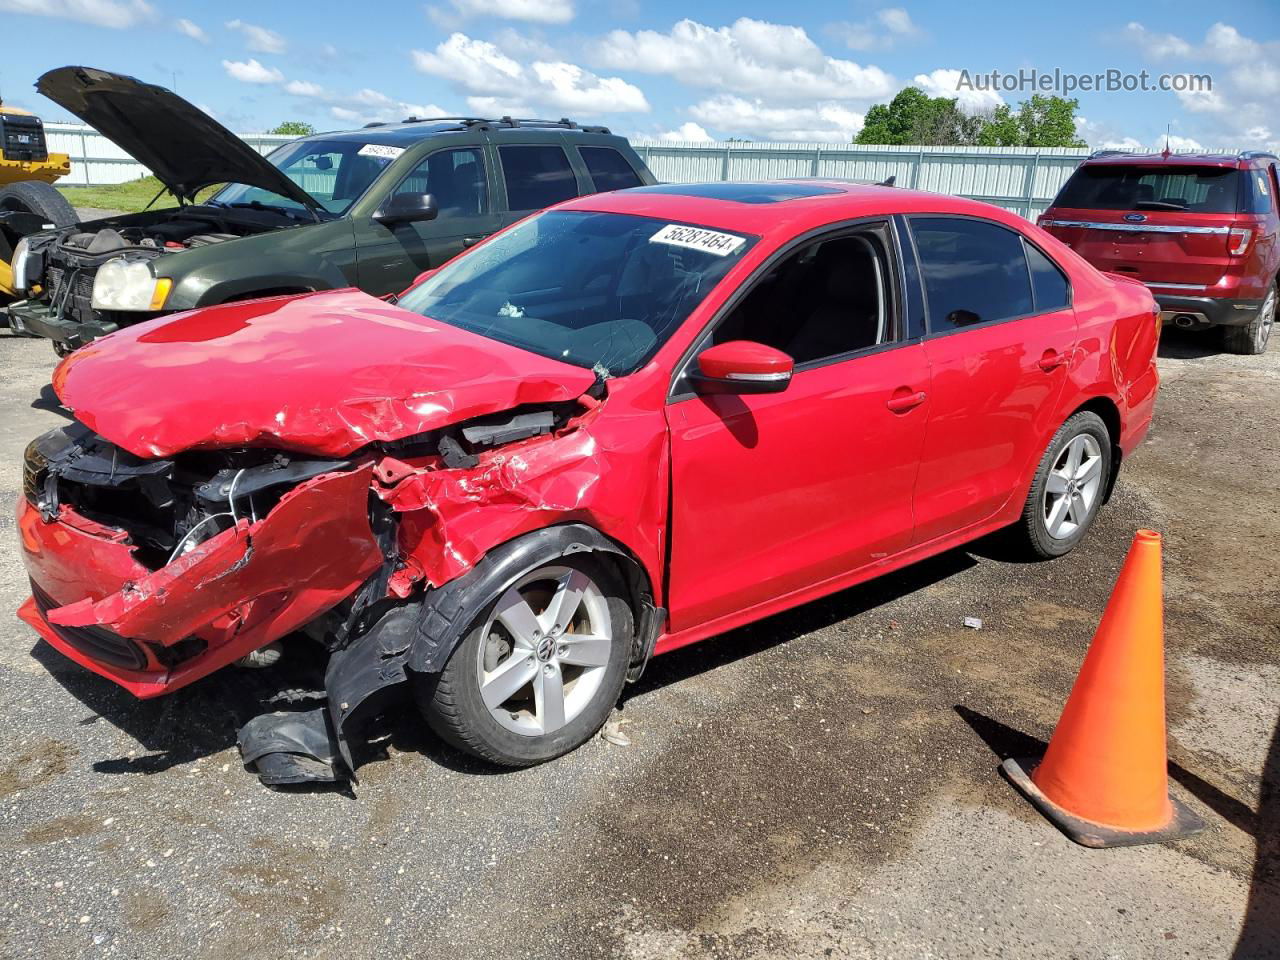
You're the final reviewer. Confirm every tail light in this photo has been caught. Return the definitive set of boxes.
[1227,225,1256,256]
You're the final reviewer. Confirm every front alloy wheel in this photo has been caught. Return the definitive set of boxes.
[418,557,633,767]
[478,566,613,737]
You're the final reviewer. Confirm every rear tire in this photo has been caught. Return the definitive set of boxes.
[1010,411,1112,560]
[415,555,633,767]
[1221,282,1275,355]
[0,181,78,230]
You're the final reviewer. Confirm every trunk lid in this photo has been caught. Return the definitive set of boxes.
[36,65,321,211]
[51,289,598,458]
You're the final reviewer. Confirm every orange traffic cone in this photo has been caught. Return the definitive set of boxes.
[1002,530,1206,847]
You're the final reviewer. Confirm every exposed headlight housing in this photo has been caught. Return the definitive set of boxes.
[10,238,31,293]
[91,257,171,311]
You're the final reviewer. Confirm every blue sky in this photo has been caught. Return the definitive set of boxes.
[0,0,1275,149]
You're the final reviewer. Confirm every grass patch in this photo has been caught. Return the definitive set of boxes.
[57,176,222,214]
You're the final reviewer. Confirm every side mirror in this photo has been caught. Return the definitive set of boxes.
[692,340,794,395]
[374,193,438,226]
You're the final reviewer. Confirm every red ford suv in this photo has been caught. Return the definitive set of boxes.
[1040,150,1279,354]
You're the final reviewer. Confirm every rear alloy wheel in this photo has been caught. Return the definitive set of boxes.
[1012,411,1112,559]
[1222,282,1275,355]
[417,557,633,767]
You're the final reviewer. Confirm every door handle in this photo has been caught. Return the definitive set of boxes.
[462,236,484,248]
[1038,349,1068,372]
[886,388,927,413]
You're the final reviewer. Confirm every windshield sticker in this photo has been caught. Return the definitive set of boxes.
[358,143,405,161]
[649,224,747,257]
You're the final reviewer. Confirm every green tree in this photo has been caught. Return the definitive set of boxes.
[974,105,1022,146]
[270,120,316,137]
[1016,95,1086,147]
[857,87,1086,148]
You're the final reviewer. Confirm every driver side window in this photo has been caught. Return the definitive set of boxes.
[391,148,489,218]
[710,230,891,365]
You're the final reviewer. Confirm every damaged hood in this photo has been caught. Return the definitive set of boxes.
[37,66,321,210]
[52,289,598,458]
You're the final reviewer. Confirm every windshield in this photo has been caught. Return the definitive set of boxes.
[396,211,757,376]
[211,139,402,216]
[1055,164,1242,213]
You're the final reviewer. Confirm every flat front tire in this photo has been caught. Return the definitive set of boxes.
[416,556,633,767]
[1011,411,1112,559]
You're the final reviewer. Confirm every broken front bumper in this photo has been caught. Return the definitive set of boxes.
[16,465,384,698]
[7,298,118,347]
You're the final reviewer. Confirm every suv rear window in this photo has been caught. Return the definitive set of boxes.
[1054,165,1241,214]
[579,147,643,192]
[499,144,578,212]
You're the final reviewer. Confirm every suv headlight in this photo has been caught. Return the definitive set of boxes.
[91,258,171,311]
[10,238,31,293]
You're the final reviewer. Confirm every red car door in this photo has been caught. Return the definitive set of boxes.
[907,216,1079,545]
[663,224,931,633]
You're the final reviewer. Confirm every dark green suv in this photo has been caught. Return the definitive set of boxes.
[8,66,656,353]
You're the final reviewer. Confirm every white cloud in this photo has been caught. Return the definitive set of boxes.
[1231,61,1280,97]
[1201,22,1260,63]
[226,18,286,54]
[913,68,1004,111]
[829,7,921,52]
[596,18,894,101]
[0,0,153,28]
[284,77,448,125]
[447,0,573,24]
[1122,20,1280,151]
[1122,22,1192,60]
[689,95,864,142]
[284,80,327,98]
[656,121,714,142]
[222,59,285,85]
[1163,134,1205,152]
[413,33,649,114]
[878,8,919,37]
[174,17,207,42]
[492,26,559,59]
[1175,86,1228,114]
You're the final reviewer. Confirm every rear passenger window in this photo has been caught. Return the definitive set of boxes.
[911,218,1033,332]
[1241,168,1274,214]
[579,147,643,192]
[499,145,577,211]
[1024,241,1070,312]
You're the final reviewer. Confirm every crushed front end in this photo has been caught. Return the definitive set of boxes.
[17,422,386,696]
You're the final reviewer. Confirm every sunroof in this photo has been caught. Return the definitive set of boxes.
[630,182,845,204]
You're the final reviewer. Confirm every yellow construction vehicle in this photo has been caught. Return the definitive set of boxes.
[1,101,77,303]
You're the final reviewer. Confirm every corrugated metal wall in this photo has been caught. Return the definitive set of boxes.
[630,140,1093,218]
[48,122,1242,220]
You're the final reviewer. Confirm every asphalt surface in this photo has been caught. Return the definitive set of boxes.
[0,307,1277,959]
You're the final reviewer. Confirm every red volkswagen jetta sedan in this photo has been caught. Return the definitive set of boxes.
[17,181,1160,781]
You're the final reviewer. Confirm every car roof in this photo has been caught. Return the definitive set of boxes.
[558,180,1032,240]
[295,121,625,149]
[1082,152,1260,169]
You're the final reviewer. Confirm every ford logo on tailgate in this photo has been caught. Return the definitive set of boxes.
[1123,213,1147,223]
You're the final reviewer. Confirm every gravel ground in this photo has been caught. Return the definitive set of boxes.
[0,319,1276,960]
